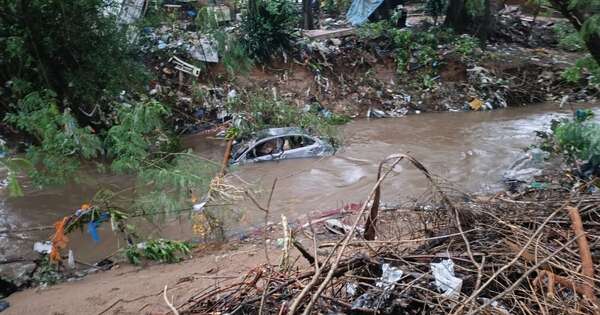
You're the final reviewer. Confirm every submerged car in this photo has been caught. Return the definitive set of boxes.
[230,127,335,165]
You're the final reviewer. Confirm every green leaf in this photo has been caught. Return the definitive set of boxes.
[7,173,24,197]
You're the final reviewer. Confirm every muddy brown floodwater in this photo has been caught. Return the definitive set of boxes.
[1,102,598,263]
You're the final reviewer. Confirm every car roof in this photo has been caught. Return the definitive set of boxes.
[254,127,308,140]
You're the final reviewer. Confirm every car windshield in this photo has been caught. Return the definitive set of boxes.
[243,135,316,160]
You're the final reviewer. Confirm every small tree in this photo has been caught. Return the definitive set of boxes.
[0,0,146,126]
[546,0,600,64]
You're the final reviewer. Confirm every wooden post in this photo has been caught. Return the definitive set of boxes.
[219,138,234,177]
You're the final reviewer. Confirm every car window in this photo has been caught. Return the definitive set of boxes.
[247,138,284,159]
[282,135,315,150]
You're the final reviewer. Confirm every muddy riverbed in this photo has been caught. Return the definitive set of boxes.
[1,102,598,264]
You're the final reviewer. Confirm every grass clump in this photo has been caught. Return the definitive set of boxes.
[125,239,192,265]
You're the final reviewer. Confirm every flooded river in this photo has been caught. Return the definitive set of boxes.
[1,102,598,263]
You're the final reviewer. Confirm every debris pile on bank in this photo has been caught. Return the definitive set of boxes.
[177,154,600,314]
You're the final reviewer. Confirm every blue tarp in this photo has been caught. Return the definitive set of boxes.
[346,0,385,26]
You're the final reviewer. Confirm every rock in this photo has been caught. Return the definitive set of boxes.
[0,262,36,288]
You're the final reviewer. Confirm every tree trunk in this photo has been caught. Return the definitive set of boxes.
[302,0,314,30]
[585,33,600,64]
[444,0,468,33]
[547,0,600,64]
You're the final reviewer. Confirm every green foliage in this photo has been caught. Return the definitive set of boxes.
[554,22,585,52]
[562,56,600,86]
[241,0,299,61]
[105,99,171,174]
[125,239,192,264]
[194,7,254,77]
[552,112,600,167]
[465,0,486,17]
[5,91,102,186]
[134,152,217,214]
[392,29,438,74]
[538,109,600,171]
[32,256,62,286]
[453,34,479,57]
[0,0,147,117]
[228,95,343,145]
[357,21,389,39]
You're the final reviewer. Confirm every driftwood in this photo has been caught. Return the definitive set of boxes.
[177,155,600,315]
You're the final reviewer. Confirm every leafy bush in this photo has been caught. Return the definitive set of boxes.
[241,0,299,61]
[125,239,192,265]
[227,95,345,146]
[538,109,600,176]
[554,22,585,52]
[562,56,600,86]
[105,99,172,174]
[453,34,479,57]
[5,91,102,186]
[133,152,218,214]
[552,110,600,168]
[0,0,147,121]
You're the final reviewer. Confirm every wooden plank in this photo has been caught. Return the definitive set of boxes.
[303,27,356,40]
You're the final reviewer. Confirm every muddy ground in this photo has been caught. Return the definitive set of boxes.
[3,242,274,315]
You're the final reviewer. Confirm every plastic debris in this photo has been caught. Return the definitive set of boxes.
[67,250,75,269]
[188,37,219,63]
[33,241,52,254]
[169,56,202,76]
[87,221,101,242]
[346,282,358,296]
[0,300,9,312]
[431,259,463,298]
[346,0,385,26]
[469,98,484,110]
[480,297,510,314]
[376,263,403,289]
[324,219,352,235]
[193,200,208,212]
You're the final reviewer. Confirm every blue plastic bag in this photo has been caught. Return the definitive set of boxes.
[346,0,385,26]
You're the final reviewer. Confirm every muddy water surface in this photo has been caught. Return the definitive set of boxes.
[2,102,598,262]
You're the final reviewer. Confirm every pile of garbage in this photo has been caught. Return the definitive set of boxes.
[177,154,600,314]
[491,7,559,48]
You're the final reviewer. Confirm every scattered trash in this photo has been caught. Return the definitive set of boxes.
[0,300,9,312]
[324,219,351,235]
[169,56,202,77]
[376,263,403,289]
[192,200,207,212]
[529,181,549,190]
[346,0,385,26]
[188,37,219,63]
[431,259,463,298]
[480,297,511,315]
[469,98,484,111]
[503,148,550,191]
[33,241,52,254]
[67,250,75,269]
[346,282,358,296]
[115,0,146,25]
